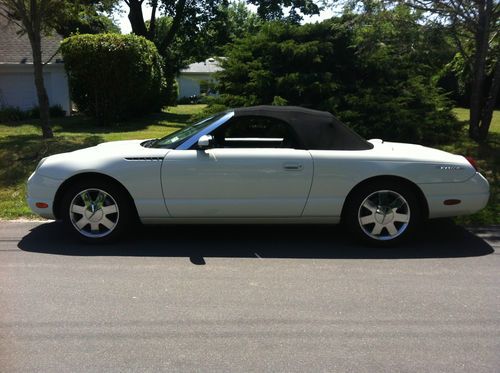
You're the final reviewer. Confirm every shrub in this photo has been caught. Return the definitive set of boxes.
[216,10,462,145]
[191,103,229,122]
[61,33,168,125]
[0,107,27,122]
[208,94,250,108]
[0,105,66,122]
[177,96,193,105]
[272,96,288,106]
[165,77,179,107]
[29,105,66,119]
[49,105,66,118]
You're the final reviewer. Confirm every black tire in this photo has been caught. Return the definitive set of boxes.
[61,178,133,243]
[343,180,422,246]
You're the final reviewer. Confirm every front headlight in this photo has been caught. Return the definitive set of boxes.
[35,157,48,172]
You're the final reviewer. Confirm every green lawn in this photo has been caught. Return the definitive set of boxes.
[0,105,498,225]
[453,107,500,134]
[0,105,205,219]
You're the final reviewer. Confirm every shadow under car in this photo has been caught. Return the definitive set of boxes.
[17,218,494,261]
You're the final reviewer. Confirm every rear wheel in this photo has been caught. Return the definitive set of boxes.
[61,180,133,243]
[344,181,421,246]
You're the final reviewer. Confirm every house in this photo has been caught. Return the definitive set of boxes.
[176,58,223,99]
[0,17,71,115]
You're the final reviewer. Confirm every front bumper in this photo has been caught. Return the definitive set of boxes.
[27,172,64,219]
[419,172,490,218]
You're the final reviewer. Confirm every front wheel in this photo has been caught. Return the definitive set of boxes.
[61,180,133,243]
[344,182,422,246]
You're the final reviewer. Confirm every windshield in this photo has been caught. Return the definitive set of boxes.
[151,113,227,149]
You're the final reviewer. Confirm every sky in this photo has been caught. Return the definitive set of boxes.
[116,3,336,34]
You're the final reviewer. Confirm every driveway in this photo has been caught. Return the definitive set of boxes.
[0,220,499,372]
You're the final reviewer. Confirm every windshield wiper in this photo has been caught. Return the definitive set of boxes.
[142,138,159,148]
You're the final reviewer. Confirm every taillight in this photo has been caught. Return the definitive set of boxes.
[465,156,478,171]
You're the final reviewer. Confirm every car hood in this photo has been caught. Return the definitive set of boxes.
[36,140,169,179]
[60,139,166,158]
[83,139,149,153]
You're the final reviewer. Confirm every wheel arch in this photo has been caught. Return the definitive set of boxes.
[53,172,139,221]
[340,175,429,222]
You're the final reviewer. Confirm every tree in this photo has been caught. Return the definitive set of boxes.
[124,0,203,48]
[247,0,320,21]
[123,0,320,52]
[117,0,319,105]
[216,9,462,144]
[224,1,263,40]
[400,0,500,142]
[121,0,228,102]
[0,0,61,138]
[54,2,120,37]
[146,2,261,71]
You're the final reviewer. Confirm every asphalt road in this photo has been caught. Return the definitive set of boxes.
[0,220,499,373]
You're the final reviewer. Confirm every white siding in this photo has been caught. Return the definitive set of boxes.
[176,73,218,99]
[177,75,201,98]
[0,64,71,115]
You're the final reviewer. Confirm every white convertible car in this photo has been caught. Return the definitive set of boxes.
[27,106,489,245]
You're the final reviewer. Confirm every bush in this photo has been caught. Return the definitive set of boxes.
[191,103,229,122]
[164,77,179,107]
[0,107,27,122]
[61,33,168,125]
[177,96,193,105]
[0,105,66,122]
[49,105,66,118]
[207,94,250,108]
[272,96,288,106]
[29,105,66,119]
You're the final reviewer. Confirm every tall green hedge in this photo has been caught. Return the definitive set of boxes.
[61,34,167,125]
[216,8,462,145]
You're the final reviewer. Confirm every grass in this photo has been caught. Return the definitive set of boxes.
[0,105,498,225]
[453,107,500,133]
[445,108,500,225]
[0,105,205,219]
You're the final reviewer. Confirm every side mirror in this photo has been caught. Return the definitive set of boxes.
[197,135,214,149]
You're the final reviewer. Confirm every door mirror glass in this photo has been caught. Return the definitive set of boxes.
[197,135,213,149]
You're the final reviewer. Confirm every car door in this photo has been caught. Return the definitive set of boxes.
[161,116,313,218]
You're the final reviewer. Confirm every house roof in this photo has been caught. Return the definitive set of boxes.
[180,58,223,74]
[0,16,63,64]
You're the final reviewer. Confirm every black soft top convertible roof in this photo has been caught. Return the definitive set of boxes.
[232,106,373,150]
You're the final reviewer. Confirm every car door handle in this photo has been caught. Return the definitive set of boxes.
[283,163,303,171]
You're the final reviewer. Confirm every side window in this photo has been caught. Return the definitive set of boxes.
[211,116,299,149]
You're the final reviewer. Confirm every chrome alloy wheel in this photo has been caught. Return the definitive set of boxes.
[357,190,410,241]
[69,188,119,238]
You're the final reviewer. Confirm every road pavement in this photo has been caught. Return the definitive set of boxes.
[0,220,499,372]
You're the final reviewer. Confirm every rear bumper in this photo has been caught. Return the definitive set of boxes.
[419,172,490,218]
[26,172,63,219]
